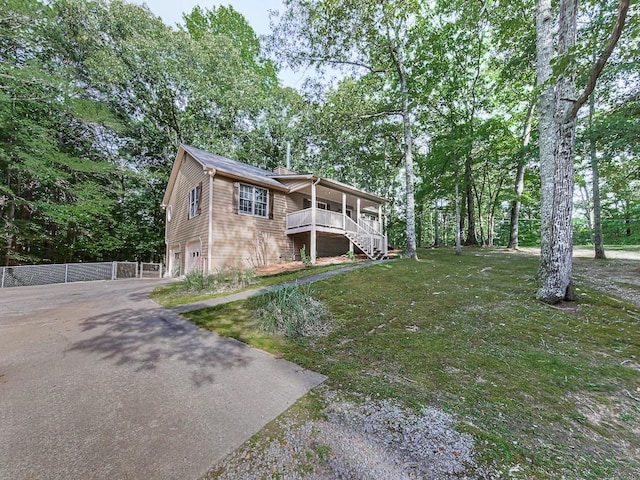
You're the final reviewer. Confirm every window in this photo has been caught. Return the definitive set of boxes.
[303,199,329,210]
[189,185,201,218]
[239,184,268,217]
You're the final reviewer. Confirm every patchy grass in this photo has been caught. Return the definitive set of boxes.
[150,263,349,308]
[575,244,640,252]
[614,281,640,291]
[185,248,640,479]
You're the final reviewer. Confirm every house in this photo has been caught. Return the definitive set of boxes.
[161,144,388,276]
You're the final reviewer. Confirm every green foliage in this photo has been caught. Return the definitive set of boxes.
[182,267,255,293]
[300,245,312,265]
[1,0,305,266]
[2,0,636,269]
[254,285,331,338]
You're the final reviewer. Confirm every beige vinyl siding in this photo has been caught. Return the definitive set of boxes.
[210,175,294,269]
[165,153,209,275]
[285,192,306,212]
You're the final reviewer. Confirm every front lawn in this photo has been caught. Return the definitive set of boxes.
[150,262,353,308]
[186,248,640,479]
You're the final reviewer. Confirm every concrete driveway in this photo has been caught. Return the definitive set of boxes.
[0,279,325,480]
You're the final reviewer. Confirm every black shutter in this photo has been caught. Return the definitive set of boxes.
[233,182,239,214]
[268,190,274,219]
[196,181,202,215]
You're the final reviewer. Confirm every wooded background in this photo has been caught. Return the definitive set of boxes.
[2,0,638,268]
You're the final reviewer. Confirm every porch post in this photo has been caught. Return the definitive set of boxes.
[356,198,361,224]
[378,204,383,233]
[310,179,317,264]
[344,192,353,254]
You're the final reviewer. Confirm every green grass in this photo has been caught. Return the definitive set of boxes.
[150,263,353,308]
[185,248,640,479]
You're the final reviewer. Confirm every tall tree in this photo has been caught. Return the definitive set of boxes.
[271,0,425,259]
[535,0,629,303]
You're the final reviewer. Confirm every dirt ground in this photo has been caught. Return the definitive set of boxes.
[518,247,640,307]
[255,250,402,276]
[573,249,640,308]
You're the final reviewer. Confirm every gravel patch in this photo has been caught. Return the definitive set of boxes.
[206,390,500,479]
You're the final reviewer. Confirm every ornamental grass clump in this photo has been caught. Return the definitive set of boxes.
[255,285,332,337]
[182,268,255,293]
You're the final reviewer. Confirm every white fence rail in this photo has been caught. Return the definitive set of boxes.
[0,261,163,288]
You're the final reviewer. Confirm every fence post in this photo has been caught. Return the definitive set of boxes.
[137,262,141,279]
[1,267,4,288]
[159,263,163,279]
[111,262,117,280]
[64,264,69,283]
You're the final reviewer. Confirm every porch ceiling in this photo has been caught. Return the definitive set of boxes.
[296,183,381,210]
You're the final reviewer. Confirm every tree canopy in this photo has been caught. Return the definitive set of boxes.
[1,0,637,292]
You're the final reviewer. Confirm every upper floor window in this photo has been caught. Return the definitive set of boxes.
[303,199,328,210]
[189,185,201,218]
[239,184,268,217]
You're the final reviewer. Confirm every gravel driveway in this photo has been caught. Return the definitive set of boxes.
[0,279,325,480]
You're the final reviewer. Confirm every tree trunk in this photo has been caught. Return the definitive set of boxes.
[590,92,606,259]
[416,201,423,248]
[536,0,556,278]
[459,194,466,240]
[433,201,440,247]
[455,160,462,255]
[508,102,534,249]
[536,0,577,303]
[398,54,418,260]
[464,155,479,245]
[4,197,15,266]
[536,0,628,302]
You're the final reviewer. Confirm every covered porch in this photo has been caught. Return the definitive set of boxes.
[278,176,388,262]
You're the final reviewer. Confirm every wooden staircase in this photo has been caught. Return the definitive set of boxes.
[344,217,387,260]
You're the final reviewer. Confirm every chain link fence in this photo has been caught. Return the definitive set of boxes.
[0,261,163,288]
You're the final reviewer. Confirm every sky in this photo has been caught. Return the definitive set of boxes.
[130,0,307,87]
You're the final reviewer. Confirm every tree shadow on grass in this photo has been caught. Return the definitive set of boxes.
[66,306,253,387]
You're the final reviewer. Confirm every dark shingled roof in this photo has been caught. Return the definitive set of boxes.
[182,144,286,189]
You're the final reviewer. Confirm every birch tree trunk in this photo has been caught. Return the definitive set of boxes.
[396,47,418,260]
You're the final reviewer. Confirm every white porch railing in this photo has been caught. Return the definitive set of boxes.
[287,208,382,234]
[286,208,387,259]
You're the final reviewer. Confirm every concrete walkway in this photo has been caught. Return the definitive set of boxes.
[172,260,390,314]
[0,279,325,480]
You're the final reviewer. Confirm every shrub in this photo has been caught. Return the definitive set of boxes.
[255,285,332,337]
[181,268,255,293]
[300,245,312,266]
